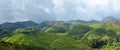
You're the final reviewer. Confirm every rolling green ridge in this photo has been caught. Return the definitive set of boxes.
[0,18,120,50]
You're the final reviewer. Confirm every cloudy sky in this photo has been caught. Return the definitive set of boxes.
[0,0,120,23]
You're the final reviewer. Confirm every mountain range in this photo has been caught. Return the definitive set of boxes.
[0,17,120,50]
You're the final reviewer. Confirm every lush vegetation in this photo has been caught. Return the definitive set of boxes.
[0,18,120,50]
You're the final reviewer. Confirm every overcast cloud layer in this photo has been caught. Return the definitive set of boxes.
[0,0,120,23]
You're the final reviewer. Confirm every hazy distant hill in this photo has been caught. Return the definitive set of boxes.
[0,21,38,28]
[102,16,120,25]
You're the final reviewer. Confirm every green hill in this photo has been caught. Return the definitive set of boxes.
[0,20,120,50]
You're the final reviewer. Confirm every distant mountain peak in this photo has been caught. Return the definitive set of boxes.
[102,16,120,25]
[0,21,38,28]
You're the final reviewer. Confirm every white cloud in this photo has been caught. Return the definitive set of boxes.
[52,0,120,21]
[0,0,56,23]
[0,0,120,23]
[44,8,51,13]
